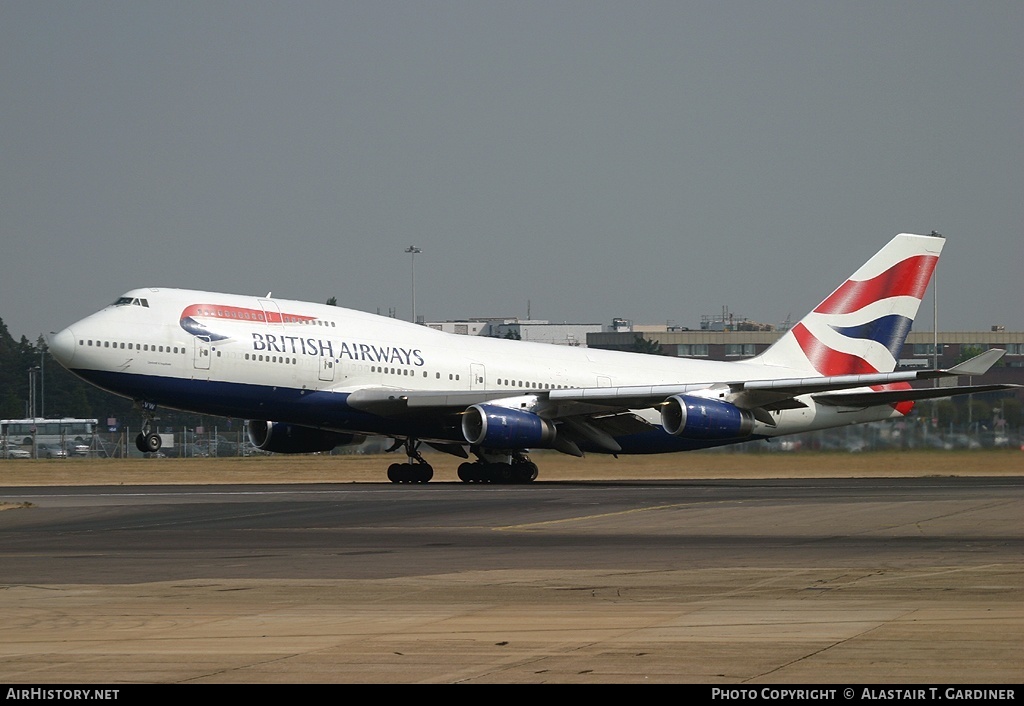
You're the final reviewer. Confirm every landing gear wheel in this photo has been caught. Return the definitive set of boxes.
[135,432,162,453]
[388,461,434,483]
[513,461,539,483]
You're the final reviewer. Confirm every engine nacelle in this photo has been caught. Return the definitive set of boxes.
[247,420,363,454]
[461,404,557,449]
[660,395,755,439]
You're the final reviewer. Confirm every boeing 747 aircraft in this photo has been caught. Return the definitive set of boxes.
[49,232,1014,482]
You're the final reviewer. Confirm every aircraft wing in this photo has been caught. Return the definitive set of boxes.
[347,349,1015,422]
[541,349,1014,414]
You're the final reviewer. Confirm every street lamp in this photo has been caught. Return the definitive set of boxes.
[405,246,422,323]
[39,346,45,418]
[28,366,40,419]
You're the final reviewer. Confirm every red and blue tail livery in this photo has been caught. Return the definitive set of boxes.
[48,233,1015,483]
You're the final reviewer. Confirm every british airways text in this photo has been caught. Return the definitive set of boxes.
[251,333,425,366]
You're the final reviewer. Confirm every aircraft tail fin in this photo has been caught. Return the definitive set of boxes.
[754,233,943,377]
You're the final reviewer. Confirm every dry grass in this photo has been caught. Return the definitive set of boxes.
[0,448,1021,486]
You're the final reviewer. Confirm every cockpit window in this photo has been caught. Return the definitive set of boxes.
[112,296,151,308]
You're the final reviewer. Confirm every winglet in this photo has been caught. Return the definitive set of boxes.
[947,349,1006,376]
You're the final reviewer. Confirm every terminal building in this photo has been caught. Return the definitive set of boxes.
[424,317,606,347]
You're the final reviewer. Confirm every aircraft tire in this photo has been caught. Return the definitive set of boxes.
[513,462,538,483]
[136,433,162,453]
[457,462,476,483]
[387,463,403,483]
[389,463,434,483]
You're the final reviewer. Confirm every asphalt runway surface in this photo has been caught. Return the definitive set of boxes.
[1,476,1021,683]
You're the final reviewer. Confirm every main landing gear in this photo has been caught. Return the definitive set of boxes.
[384,440,539,484]
[457,449,538,484]
[386,438,434,483]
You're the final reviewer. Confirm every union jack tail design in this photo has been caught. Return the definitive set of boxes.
[755,233,943,412]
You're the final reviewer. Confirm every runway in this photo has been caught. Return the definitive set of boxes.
[1,476,1021,683]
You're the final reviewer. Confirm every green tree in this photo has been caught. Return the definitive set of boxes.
[630,335,663,356]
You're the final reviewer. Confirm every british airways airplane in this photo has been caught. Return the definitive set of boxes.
[48,233,1013,483]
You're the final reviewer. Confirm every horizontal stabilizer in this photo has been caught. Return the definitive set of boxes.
[946,348,1005,376]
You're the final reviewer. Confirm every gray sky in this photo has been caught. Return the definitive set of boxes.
[3,1,1021,341]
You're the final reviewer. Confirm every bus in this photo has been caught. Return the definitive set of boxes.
[1,418,99,458]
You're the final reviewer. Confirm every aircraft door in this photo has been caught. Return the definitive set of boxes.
[257,299,282,325]
[319,355,336,382]
[471,363,485,390]
[193,336,211,370]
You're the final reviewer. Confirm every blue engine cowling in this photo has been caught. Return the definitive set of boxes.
[247,420,363,454]
[461,404,557,448]
[660,395,755,439]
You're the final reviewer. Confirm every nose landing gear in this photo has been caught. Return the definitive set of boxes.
[133,403,162,454]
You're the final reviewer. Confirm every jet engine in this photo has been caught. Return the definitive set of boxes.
[246,420,364,454]
[461,404,557,448]
[660,395,755,439]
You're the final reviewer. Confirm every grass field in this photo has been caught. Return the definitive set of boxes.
[1,448,1021,486]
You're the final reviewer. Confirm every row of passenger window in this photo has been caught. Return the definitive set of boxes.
[81,339,185,354]
[195,308,336,326]
[497,378,572,390]
[371,365,460,381]
[244,353,297,364]
[366,365,571,389]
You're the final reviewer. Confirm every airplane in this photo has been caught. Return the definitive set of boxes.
[48,232,1016,483]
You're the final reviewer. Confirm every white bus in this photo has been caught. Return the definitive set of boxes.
[1,418,99,457]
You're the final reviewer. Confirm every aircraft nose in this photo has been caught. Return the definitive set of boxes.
[48,327,77,368]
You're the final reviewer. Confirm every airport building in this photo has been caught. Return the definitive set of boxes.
[424,318,607,347]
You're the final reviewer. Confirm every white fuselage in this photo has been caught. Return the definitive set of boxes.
[49,287,902,451]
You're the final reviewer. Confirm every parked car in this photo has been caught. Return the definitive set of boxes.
[36,443,68,459]
[3,447,31,459]
[65,442,91,456]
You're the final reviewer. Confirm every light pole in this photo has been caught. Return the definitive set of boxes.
[39,346,45,418]
[405,246,421,323]
[28,366,40,419]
